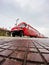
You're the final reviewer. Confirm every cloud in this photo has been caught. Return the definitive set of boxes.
[0,0,49,36]
[36,27,49,37]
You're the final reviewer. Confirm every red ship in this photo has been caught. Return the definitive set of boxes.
[11,22,44,38]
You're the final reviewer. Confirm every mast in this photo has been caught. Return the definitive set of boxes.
[15,18,19,26]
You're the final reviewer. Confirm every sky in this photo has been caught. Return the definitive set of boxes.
[0,0,49,37]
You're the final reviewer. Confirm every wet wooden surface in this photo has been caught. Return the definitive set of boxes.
[0,37,49,65]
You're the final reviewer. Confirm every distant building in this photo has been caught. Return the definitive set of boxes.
[0,28,11,36]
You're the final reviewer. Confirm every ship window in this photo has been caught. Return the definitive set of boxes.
[19,23,27,27]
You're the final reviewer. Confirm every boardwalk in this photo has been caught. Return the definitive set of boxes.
[0,37,49,65]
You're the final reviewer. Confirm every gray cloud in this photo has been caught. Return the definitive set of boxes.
[0,0,49,36]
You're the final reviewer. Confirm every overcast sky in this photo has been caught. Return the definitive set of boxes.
[0,0,49,37]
